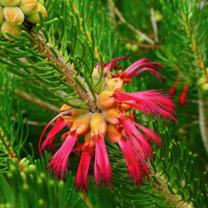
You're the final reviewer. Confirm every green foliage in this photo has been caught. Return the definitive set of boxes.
[0,157,85,208]
[0,69,26,172]
[158,0,208,83]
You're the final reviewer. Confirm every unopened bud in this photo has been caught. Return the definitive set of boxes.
[20,0,38,16]
[197,77,206,86]
[3,7,24,25]
[103,108,121,124]
[120,103,130,111]
[202,83,208,91]
[38,0,44,5]
[90,113,107,136]
[97,90,116,109]
[59,104,72,112]
[0,6,4,25]
[107,125,121,142]
[105,78,123,91]
[0,0,20,7]
[27,3,47,23]
[1,21,21,41]
[71,113,91,135]
[92,66,101,81]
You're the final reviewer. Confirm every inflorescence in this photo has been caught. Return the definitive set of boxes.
[39,57,175,191]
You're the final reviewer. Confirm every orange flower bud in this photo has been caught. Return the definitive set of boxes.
[105,78,123,91]
[59,104,87,117]
[90,113,107,136]
[3,7,25,25]
[1,21,21,41]
[62,115,74,125]
[70,113,91,135]
[107,125,121,142]
[92,66,101,81]
[103,108,121,125]
[59,104,72,112]
[84,131,95,149]
[0,6,4,25]
[38,0,44,5]
[27,3,47,23]
[0,0,20,7]
[120,103,131,111]
[97,90,116,110]
[20,0,38,16]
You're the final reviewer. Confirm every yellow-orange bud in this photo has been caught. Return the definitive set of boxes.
[59,104,87,117]
[120,103,131,111]
[202,83,208,91]
[27,3,47,23]
[3,7,25,25]
[90,113,107,136]
[20,0,38,16]
[105,78,123,91]
[97,90,116,110]
[92,66,101,81]
[0,0,20,7]
[38,0,44,5]
[1,21,21,41]
[107,125,121,142]
[0,6,4,25]
[84,132,95,149]
[70,113,91,135]
[59,104,72,112]
[103,108,121,124]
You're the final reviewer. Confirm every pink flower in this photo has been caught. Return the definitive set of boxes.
[114,90,175,121]
[120,58,162,82]
[39,111,71,154]
[94,135,112,185]
[118,138,142,184]
[49,132,77,179]
[39,57,175,190]
[75,149,92,191]
[41,118,68,152]
[96,56,128,71]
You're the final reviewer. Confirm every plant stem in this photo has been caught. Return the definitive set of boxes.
[15,88,59,113]
[198,91,208,153]
[152,172,193,208]
[33,32,97,112]
[108,0,154,44]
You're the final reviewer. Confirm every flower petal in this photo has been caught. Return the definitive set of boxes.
[39,111,71,155]
[94,136,112,185]
[136,124,161,145]
[49,132,77,179]
[114,90,175,121]
[41,118,68,152]
[118,138,142,184]
[120,58,162,80]
[75,151,91,191]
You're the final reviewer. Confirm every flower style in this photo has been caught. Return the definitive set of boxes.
[39,56,175,190]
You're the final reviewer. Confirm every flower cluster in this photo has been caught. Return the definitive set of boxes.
[0,0,47,41]
[39,57,175,191]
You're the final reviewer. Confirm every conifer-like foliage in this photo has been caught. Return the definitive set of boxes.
[0,0,207,208]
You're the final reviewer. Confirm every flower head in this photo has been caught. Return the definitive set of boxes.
[39,57,175,190]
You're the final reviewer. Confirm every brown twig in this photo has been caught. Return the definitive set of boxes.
[198,92,208,153]
[15,88,59,113]
[108,0,154,45]
[81,191,93,208]
[152,172,193,208]
[33,32,97,112]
